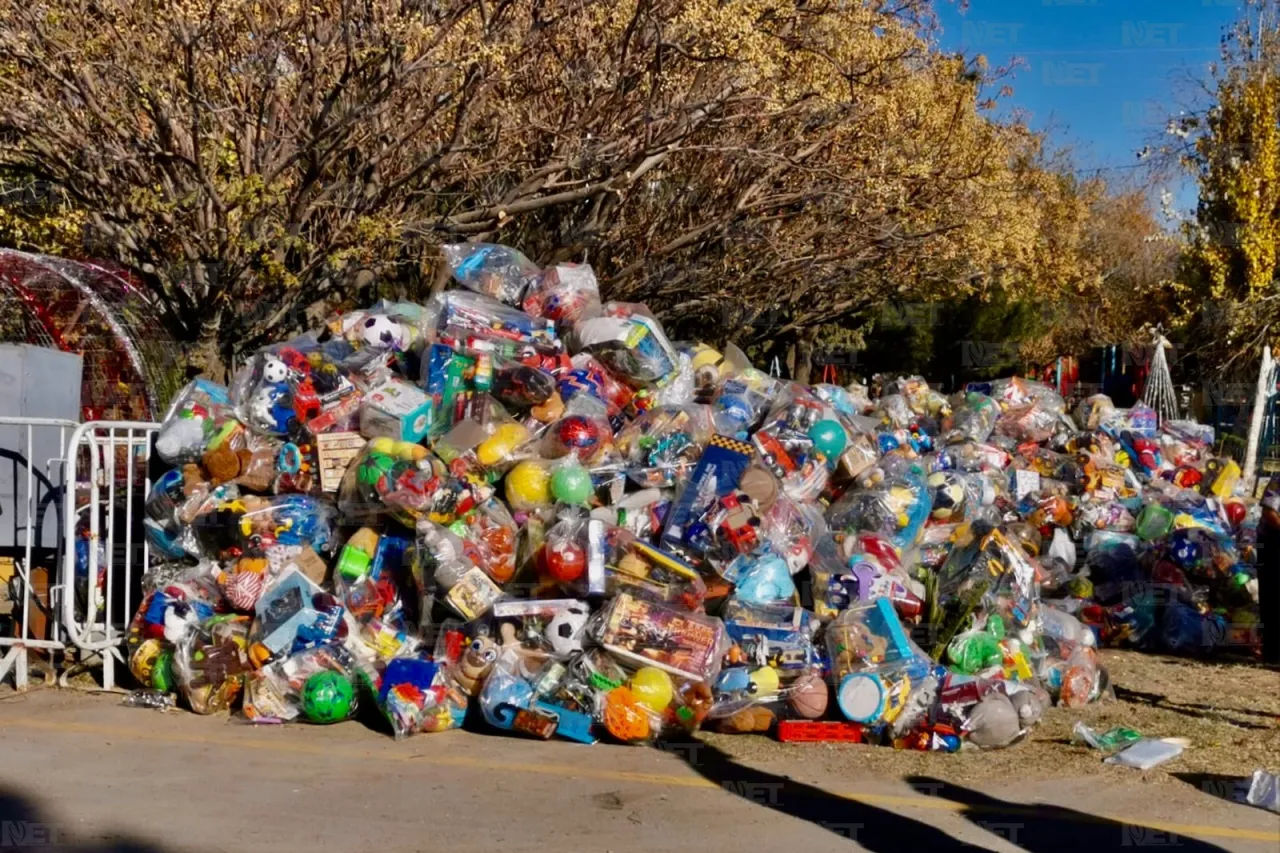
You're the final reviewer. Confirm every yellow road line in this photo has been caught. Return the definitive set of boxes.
[4,716,1278,843]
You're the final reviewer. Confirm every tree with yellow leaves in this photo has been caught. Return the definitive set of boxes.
[0,0,1125,378]
[1178,0,1280,371]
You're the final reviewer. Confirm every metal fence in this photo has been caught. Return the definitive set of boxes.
[60,421,160,690]
[0,417,75,689]
[0,417,158,690]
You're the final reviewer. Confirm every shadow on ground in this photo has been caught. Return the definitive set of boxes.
[656,733,1238,853]
[1171,772,1253,806]
[1113,685,1280,730]
[0,786,168,853]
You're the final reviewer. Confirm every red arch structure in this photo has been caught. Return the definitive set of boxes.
[0,250,182,421]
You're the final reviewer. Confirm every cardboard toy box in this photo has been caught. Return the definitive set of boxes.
[360,378,433,444]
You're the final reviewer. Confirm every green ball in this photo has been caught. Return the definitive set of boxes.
[808,419,847,458]
[301,671,354,724]
[151,649,174,693]
[550,463,593,506]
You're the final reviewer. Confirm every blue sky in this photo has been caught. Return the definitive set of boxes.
[935,0,1241,212]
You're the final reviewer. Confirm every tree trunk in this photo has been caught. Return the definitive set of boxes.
[793,328,818,385]
[184,306,228,382]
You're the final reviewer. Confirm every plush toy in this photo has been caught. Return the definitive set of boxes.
[733,553,796,605]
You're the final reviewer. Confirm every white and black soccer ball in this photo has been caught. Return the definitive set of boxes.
[361,315,403,351]
[545,602,591,657]
[261,354,290,384]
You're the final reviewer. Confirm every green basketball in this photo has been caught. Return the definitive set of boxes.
[151,648,175,693]
[301,671,354,724]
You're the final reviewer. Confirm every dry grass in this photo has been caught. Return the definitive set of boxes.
[704,650,1280,788]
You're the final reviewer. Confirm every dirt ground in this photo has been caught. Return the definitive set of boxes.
[699,649,1280,788]
[1,649,1278,853]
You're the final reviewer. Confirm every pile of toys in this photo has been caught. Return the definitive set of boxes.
[129,242,1264,750]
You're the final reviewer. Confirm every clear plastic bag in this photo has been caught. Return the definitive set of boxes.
[154,379,233,464]
[522,263,601,330]
[571,302,679,388]
[614,404,712,488]
[378,657,467,738]
[1104,738,1184,769]
[942,392,998,445]
[232,336,361,438]
[442,242,541,306]
[174,613,252,715]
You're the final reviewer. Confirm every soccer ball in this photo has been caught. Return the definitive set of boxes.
[261,354,289,384]
[361,315,403,351]
[545,602,591,657]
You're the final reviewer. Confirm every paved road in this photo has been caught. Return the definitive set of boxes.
[0,690,1276,853]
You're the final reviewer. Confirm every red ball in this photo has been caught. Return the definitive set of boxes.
[1225,500,1247,526]
[558,417,601,452]
[541,540,586,583]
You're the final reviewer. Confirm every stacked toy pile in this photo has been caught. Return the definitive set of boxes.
[127,242,1263,750]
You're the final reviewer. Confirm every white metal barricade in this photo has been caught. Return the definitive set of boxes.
[59,420,160,690]
[0,416,76,690]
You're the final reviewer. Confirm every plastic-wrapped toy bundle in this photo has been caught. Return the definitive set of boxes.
[894,376,951,420]
[476,651,600,744]
[539,413,620,469]
[751,384,845,501]
[934,524,1041,658]
[154,380,234,464]
[430,289,563,372]
[332,527,420,659]
[442,242,541,307]
[522,263,602,331]
[994,399,1062,444]
[572,302,680,388]
[825,598,932,729]
[985,377,1065,412]
[232,336,361,438]
[614,404,713,488]
[328,301,426,382]
[127,568,224,693]
[375,653,468,738]
[174,613,252,715]
[235,491,335,558]
[811,531,923,622]
[712,371,776,440]
[143,467,240,560]
[340,437,481,528]
[244,642,365,725]
[873,393,915,430]
[826,461,933,554]
[590,596,725,742]
[942,392,999,445]
[413,507,518,620]
[1073,394,1118,431]
[431,406,536,484]
[938,674,1049,749]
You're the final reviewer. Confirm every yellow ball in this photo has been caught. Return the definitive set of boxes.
[630,666,675,713]
[505,459,552,511]
[477,423,530,467]
[368,436,397,455]
[749,666,780,698]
